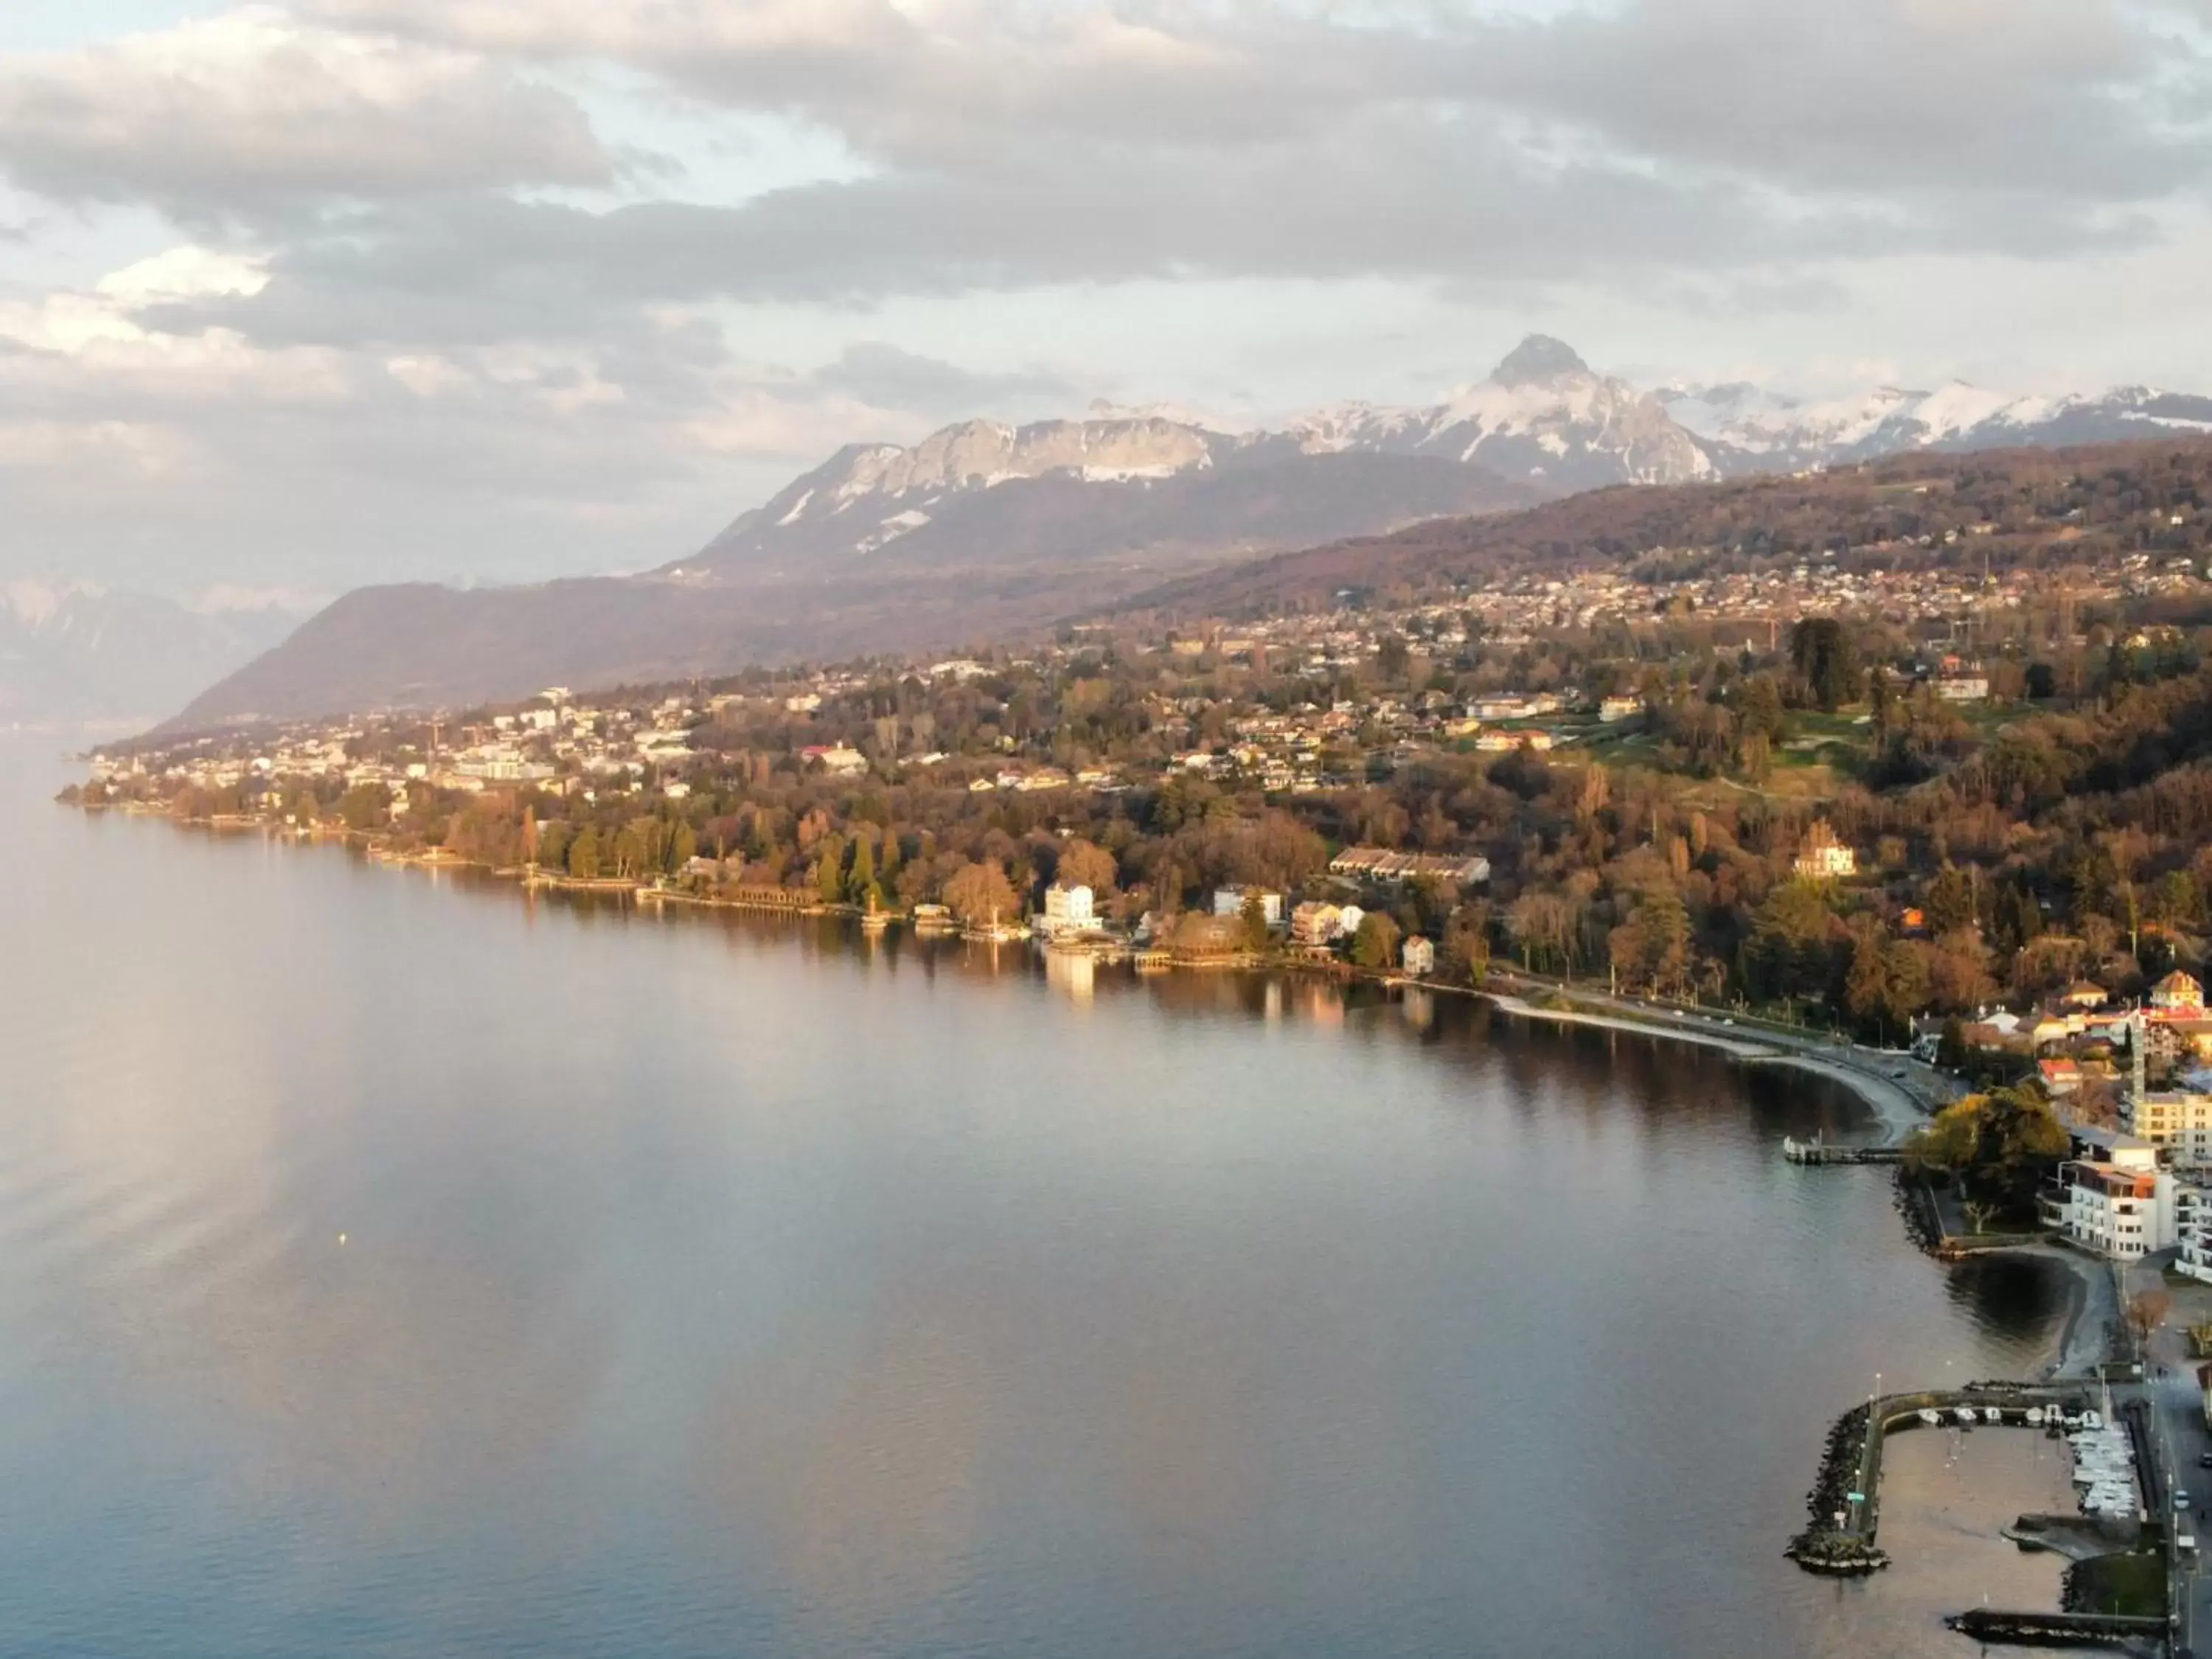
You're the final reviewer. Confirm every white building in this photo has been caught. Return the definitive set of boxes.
[2125,1091,2212,1168]
[1935,675,1990,702]
[1598,695,1641,723]
[1402,936,1437,976]
[801,745,867,776]
[2175,1187,2212,1282]
[1290,900,1344,946]
[2042,1135,2183,1260]
[1040,883,1096,936]
[1211,887,1284,927]
[1792,820,1857,880]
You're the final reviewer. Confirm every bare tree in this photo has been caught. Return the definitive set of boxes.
[2127,1288,2171,1346]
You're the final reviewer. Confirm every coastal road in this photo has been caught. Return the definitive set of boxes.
[2129,1259,2212,1653]
[1482,970,1955,1138]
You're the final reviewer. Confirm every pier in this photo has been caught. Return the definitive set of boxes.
[1787,1384,2090,1576]
[1944,1607,2165,1646]
[1782,1135,1905,1166]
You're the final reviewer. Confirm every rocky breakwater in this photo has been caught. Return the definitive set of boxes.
[1787,1402,1891,1575]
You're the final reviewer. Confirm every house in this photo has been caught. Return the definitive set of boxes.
[2154,971,2207,1015]
[1040,883,1096,936]
[1290,901,1345,947]
[1935,675,1990,703]
[1792,820,1857,880]
[1328,848,1491,886]
[2030,1015,2076,1050]
[1211,887,1284,928]
[1402,936,1437,976]
[2060,981,2109,1010]
[800,744,867,776]
[1597,695,1641,723]
[1475,730,1555,753]
[2037,1057,2083,1095]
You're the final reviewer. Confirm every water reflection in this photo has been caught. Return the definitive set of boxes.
[0,755,2078,1659]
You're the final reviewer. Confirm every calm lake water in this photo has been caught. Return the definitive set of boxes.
[0,732,2077,1658]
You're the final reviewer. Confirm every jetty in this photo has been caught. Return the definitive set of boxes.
[1787,1384,2090,1576]
[1782,1135,1905,1166]
[1944,1607,2164,1646]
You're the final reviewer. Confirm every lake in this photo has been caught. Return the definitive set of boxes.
[0,732,2076,1657]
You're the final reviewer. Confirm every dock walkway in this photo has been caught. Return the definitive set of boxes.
[1782,1135,1905,1166]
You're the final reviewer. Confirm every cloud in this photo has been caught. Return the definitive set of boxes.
[0,6,612,217]
[5,0,2212,597]
[316,0,2212,211]
[810,342,1074,416]
[1456,0,2212,204]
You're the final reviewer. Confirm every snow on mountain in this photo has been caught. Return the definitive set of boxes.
[1277,336,1716,489]
[698,335,1721,572]
[1666,377,2212,470]
[689,338,2212,581]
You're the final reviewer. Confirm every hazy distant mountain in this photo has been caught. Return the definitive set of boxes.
[169,337,2212,728]
[1663,380,2212,471]
[175,449,1538,727]
[1,581,312,724]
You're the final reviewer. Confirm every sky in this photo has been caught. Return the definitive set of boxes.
[2,0,2211,599]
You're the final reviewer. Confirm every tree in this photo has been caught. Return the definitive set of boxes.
[943,859,1020,926]
[2127,1288,2171,1346]
[1057,838,1119,894]
[1902,1088,2069,1222]
[1937,1016,1969,1071]
[1239,891,1271,953]
[613,822,647,880]
[1351,911,1402,970]
[1844,932,1892,1039]
[338,783,391,832]
[567,826,601,880]
[1924,866,1978,936]
[1608,888,1690,997]
[1441,906,1491,985]
[1736,673,1786,742]
[1790,616,1858,711]
[847,835,878,907]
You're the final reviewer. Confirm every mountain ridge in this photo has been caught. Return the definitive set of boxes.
[1,581,311,724]
[168,337,2212,728]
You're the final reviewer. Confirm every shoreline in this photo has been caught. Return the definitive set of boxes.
[91,807,1944,1140]
[1475,990,1933,1144]
[2014,1244,2116,1381]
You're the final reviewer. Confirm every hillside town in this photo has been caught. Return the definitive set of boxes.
[65,448,2212,1276]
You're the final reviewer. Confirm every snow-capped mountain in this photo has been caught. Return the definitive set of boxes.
[1662,380,2212,470]
[175,335,2212,728]
[0,580,313,723]
[1282,335,1715,490]
[686,336,1708,575]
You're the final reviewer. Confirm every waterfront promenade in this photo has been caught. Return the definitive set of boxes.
[1476,970,1948,1144]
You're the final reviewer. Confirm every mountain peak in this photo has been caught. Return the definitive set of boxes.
[1492,335,1591,386]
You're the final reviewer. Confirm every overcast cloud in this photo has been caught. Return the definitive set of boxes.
[2,0,2210,593]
